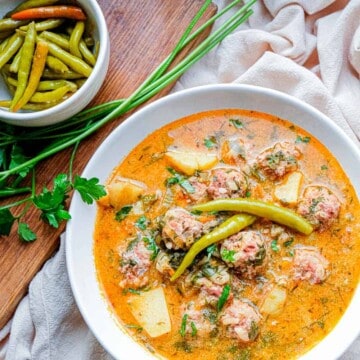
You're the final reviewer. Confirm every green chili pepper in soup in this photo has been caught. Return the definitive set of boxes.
[94,109,360,360]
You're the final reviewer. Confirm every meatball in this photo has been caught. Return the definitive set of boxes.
[185,259,231,306]
[198,278,226,307]
[293,246,329,284]
[119,239,152,288]
[186,176,209,203]
[297,186,340,231]
[220,230,267,279]
[181,302,216,336]
[255,142,301,180]
[162,207,203,250]
[207,168,248,199]
[220,299,261,342]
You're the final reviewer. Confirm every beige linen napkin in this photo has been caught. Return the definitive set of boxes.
[1,0,359,359]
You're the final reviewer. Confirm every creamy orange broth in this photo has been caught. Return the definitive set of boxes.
[94,109,360,359]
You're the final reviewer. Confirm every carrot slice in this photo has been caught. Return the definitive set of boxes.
[11,6,86,21]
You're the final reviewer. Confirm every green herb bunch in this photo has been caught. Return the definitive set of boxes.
[0,0,257,240]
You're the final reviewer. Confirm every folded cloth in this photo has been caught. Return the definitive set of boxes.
[1,0,360,359]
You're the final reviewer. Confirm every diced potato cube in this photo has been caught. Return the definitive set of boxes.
[274,171,303,205]
[261,286,287,316]
[165,150,218,175]
[98,178,146,210]
[128,287,171,338]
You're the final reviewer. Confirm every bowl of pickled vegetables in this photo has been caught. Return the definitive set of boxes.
[0,0,110,127]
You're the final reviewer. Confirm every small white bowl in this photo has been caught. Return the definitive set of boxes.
[0,0,110,127]
[66,84,360,360]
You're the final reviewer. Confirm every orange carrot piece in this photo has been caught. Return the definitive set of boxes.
[13,41,49,112]
[11,6,86,21]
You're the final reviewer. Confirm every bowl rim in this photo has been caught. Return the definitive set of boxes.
[66,83,360,360]
[0,0,109,127]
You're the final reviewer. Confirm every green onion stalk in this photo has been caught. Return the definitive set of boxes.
[0,0,257,238]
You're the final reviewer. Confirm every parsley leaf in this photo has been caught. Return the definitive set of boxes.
[180,314,188,337]
[271,239,280,252]
[73,175,106,204]
[204,136,217,149]
[229,118,244,129]
[221,249,236,262]
[0,208,16,236]
[9,144,30,178]
[284,238,294,247]
[217,284,231,312]
[206,244,217,259]
[135,215,148,230]
[143,235,159,261]
[33,174,72,228]
[18,222,37,242]
[115,205,132,221]
[295,135,311,144]
[165,167,195,194]
[190,322,197,337]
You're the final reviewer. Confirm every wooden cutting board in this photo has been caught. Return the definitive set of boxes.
[0,0,216,329]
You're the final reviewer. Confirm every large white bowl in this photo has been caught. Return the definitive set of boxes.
[66,84,360,360]
[0,0,110,127]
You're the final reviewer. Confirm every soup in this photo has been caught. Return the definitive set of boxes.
[94,109,360,359]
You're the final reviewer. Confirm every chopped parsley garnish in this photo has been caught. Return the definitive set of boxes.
[221,249,236,262]
[271,239,280,252]
[174,340,192,353]
[190,321,197,337]
[204,136,217,149]
[284,238,294,247]
[202,308,217,324]
[248,320,259,341]
[115,205,132,221]
[180,314,188,337]
[143,236,159,261]
[321,165,328,170]
[165,167,195,194]
[229,118,244,129]
[295,135,311,143]
[217,284,231,312]
[206,244,217,259]
[135,215,148,230]
[125,324,143,332]
[122,288,141,295]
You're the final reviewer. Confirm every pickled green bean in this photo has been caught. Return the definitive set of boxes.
[0,18,28,32]
[13,40,49,111]
[0,37,10,53]
[0,33,24,70]
[46,55,69,73]
[6,0,59,17]
[8,78,76,91]
[39,38,92,77]
[41,68,85,80]
[39,30,69,50]
[9,48,22,73]
[79,40,96,66]
[11,22,36,109]
[69,21,84,58]
[20,19,64,32]
[192,198,314,235]
[170,214,256,281]
[30,82,77,103]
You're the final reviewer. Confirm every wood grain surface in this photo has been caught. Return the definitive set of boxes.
[0,0,216,329]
